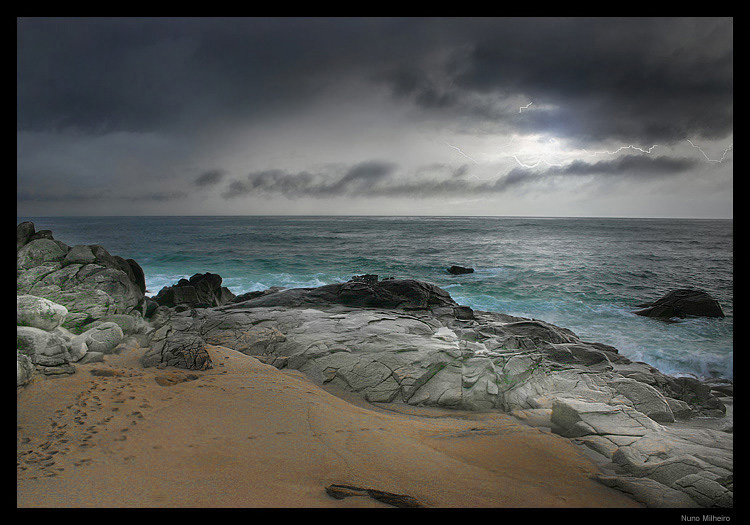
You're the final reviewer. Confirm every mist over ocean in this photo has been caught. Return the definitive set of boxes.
[18,215,733,381]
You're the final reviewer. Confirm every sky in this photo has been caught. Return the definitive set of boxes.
[17,17,733,218]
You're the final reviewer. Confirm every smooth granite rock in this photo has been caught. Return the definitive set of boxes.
[17,326,71,367]
[17,294,68,331]
[71,322,125,355]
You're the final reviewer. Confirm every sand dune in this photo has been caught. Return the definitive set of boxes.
[17,344,641,508]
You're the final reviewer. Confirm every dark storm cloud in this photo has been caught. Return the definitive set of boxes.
[17,18,732,145]
[195,169,226,187]
[395,18,733,144]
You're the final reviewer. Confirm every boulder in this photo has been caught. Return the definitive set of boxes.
[17,295,68,331]
[79,313,149,336]
[17,221,35,250]
[141,314,212,370]
[608,377,675,423]
[634,289,725,319]
[17,326,71,367]
[71,322,125,355]
[17,239,68,270]
[62,245,97,266]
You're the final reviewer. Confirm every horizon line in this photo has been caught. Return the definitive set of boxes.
[16,214,734,220]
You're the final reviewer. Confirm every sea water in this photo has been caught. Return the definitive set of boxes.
[18,216,733,381]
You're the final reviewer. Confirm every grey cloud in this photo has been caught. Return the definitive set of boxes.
[222,161,397,199]
[195,169,226,187]
[220,154,700,200]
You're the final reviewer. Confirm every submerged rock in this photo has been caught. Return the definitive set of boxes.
[634,289,725,319]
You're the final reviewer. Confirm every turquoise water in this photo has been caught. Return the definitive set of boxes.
[18,216,733,380]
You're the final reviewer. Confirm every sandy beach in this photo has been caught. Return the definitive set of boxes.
[17,343,641,508]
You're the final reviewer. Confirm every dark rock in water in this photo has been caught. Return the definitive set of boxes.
[233,286,284,303]
[324,484,421,508]
[634,289,725,319]
[447,265,474,275]
[154,272,234,308]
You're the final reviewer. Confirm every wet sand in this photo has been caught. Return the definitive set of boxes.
[17,344,642,508]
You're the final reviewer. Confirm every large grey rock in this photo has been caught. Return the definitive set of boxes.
[141,314,212,370]
[17,221,35,250]
[17,239,68,270]
[17,326,71,366]
[71,322,124,355]
[551,397,663,438]
[608,377,675,423]
[62,245,97,266]
[79,313,149,336]
[17,294,68,331]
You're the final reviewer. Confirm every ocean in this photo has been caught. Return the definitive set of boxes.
[17,216,733,381]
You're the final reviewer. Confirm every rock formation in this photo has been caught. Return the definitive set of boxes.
[17,222,147,331]
[143,275,732,507]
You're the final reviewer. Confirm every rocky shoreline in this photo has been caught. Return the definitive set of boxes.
[17,222,733,508]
